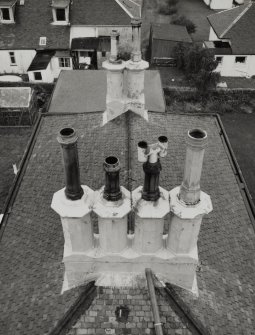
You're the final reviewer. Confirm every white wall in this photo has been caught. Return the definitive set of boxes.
[51,53,73,78]
[215,55,255,77]
[209,27,220,41]
[0,50,36,74]
[28,64,54,83]
[210,0,233,9]
[70,26,98,43]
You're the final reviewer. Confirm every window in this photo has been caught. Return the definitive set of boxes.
[56,8,65,21]
[34,72,42,81]
[235,57,246,64]
[58,57,71,68]
[216,56,223,64]
[102,51,106,57]
[9,52,16,65]
[39,37,47,46]
[1,8,10,20]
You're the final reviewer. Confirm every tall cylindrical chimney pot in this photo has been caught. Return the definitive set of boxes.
[131,17,142,62]
[179,128,208,205]
[110,30,120,63]
[103,156,122,201]
[57,127,84,201]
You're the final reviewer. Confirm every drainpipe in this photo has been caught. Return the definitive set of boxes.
[125,18,149,119]
[167,128,213,264]
[145,268,163,335]
[93,156,131,254]
[51,127,94,262]
[132,137,170,254]
[102,30,126,125]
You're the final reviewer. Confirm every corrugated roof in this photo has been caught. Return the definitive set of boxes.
[48,70,165,114]
[208,3,255,54]
[27,51,55,72]
[152,23,192,43]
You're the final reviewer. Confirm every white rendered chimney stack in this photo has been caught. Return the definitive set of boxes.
[125,18,149,119]
[167,128,212,256]
[102,30,126,124]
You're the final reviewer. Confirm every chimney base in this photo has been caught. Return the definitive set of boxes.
[93,186,131,254]
[132,186,170,254]
[167,186,213,255]
[51,186,95,257]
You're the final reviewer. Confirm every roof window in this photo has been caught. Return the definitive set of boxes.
[0,0,17,23]
[51,0,70,25]
[39,37,47,46]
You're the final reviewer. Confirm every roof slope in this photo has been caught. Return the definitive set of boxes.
[152,23,192,43]
[70,0,131,25]
[0,0,70,49]
[208,3,255,54]
[0,112,255,334]
[48,70,165,114]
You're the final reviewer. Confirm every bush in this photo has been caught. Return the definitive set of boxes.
[173,43,220,95]
[117,43,132,61]
[171,14,196,34]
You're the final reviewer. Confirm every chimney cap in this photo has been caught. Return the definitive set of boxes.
[131,17,142,27]
[57,127,78,145]
[111,30,120,38]
[187,128,207,148]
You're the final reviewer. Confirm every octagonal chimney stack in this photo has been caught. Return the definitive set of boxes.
[131,17,142,62]
[57,127,84,200]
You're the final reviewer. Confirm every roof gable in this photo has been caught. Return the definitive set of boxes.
[208,3,255,54]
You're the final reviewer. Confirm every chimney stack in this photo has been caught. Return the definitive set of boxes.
[167,128,212,255]
[102,30,126,124]
[132,137,170,254]
[93,156,131,254]
[51,127,94,258]
[125,18,149,119]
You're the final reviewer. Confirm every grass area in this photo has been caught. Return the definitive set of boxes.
[0,127,32,213]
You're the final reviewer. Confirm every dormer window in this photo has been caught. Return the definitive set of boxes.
[0,0,17,24]
[51,0,70,25]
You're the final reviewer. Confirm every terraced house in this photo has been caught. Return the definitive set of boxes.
[0,0,140,82]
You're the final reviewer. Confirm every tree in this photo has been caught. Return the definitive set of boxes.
[173,43,220,94]
[158,0,179,15]
[171,14,196,34]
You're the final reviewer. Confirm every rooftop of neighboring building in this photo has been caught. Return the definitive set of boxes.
[0,0,137,50]
[48,70,165,114]
[208,2,255,54]
[0,109,255,334]
[151,23,192,43]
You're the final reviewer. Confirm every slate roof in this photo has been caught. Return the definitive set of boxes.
[117,0,141,18]
[70,0,131,25]
[151,23,192,43]
[48,70,165,114]
[0,0,133,50]
[0,0,70,49]
[208,2,255,54]
[0,111,255,334]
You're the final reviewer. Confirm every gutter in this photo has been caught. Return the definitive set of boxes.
[0,113,43,241]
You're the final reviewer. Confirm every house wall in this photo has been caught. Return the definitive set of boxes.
[209,27,220,41]
[51,53,73,78]
[210,0,233,9]
[0,50,36,74]
[215,55,255,77]
[28,64,54,83]
[203,0,233,9]
[70,26,132,48]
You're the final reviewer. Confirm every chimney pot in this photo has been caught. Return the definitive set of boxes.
[57,127,84,201]
[103,156,122,201]
[131,17,142,62]
[179,128,208,205]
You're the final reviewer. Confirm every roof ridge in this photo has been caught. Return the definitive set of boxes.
[114,0,134,18]
[220,2,253,38]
